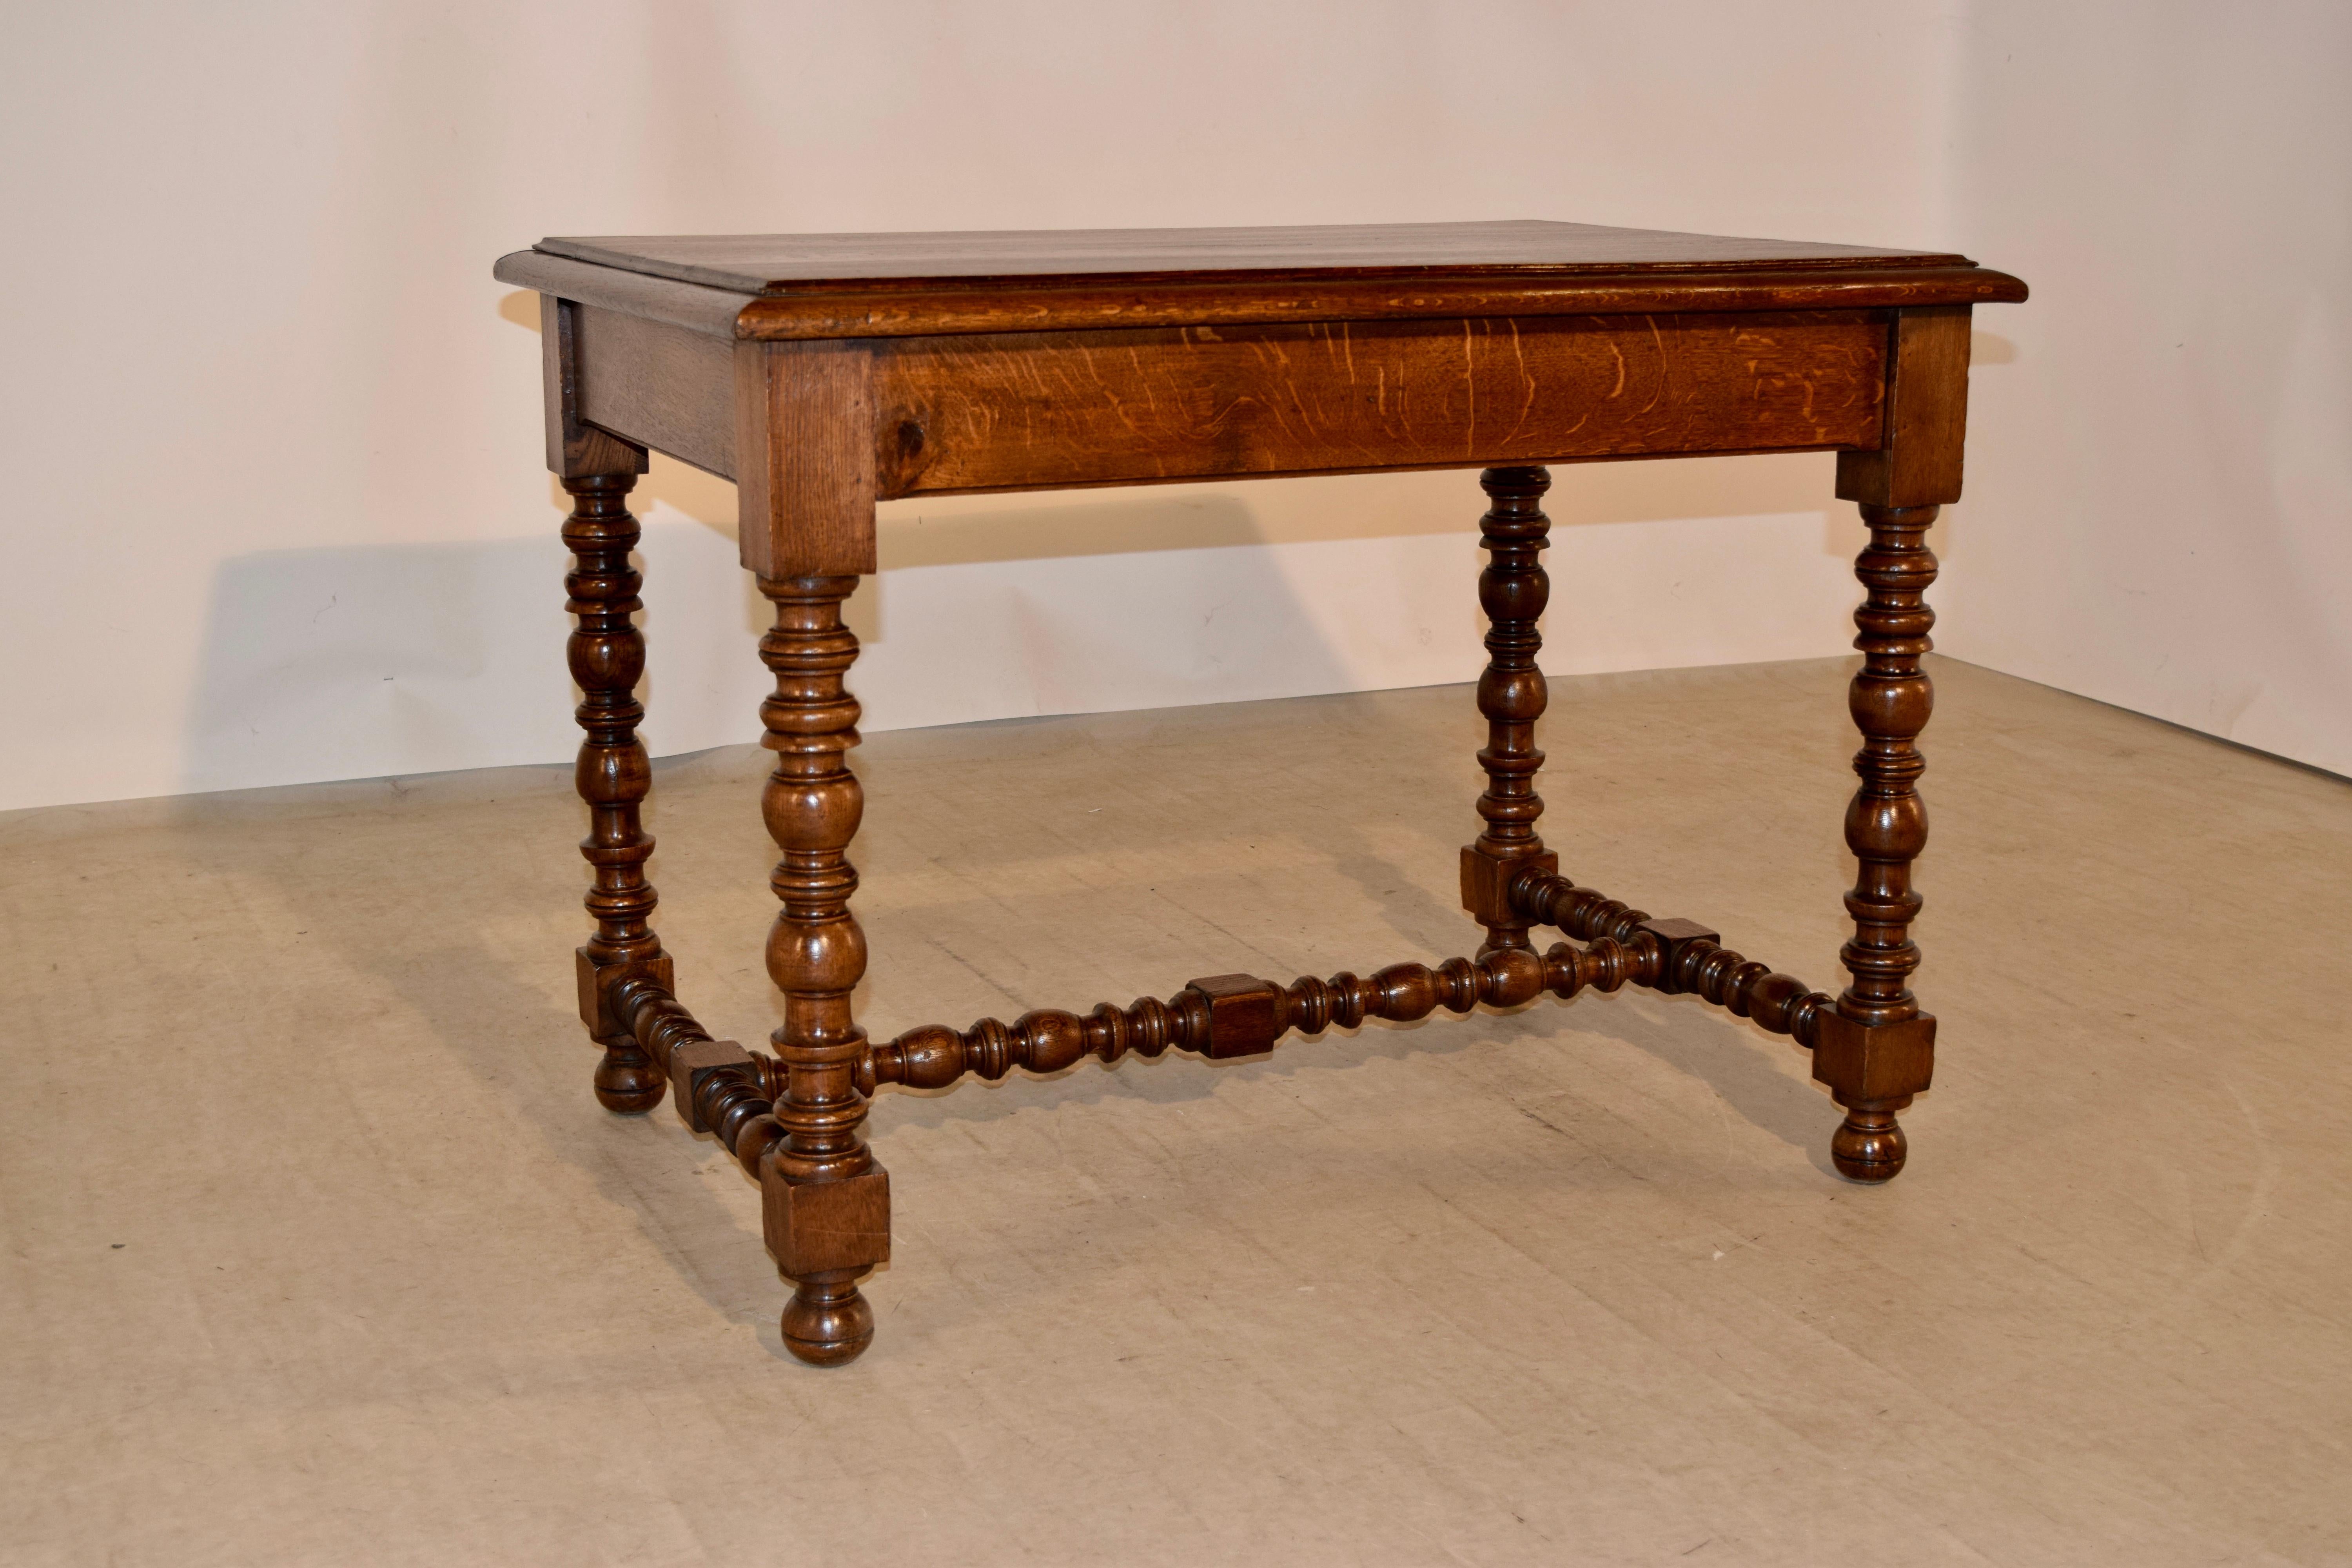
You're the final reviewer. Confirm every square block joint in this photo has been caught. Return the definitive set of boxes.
[1639,918,1721,995]
[670,1038,755,1132]
[1185,973,1284,1060]
[762,1163,891,1278]
[1461,848,1557,927]
[575,948,673,1038]
[1811,1010,1936,1102]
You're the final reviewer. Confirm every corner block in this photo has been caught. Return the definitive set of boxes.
[1461,848,1557,927]
[1811,1011,1937,1102]
[575,948,673,1038]
[761,1163,892,1279]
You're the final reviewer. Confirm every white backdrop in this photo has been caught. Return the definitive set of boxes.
[5,1,2346,810]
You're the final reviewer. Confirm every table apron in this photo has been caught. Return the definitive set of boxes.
[875,311,1889,496]
[571,307,1892,497]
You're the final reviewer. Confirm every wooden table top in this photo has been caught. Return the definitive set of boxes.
[539,220,1955,294]
[500,220,2025,341]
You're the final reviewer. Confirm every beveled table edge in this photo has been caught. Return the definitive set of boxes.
[495,249,2028,342]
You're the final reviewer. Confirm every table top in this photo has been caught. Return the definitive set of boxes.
[501,220,2024,341]
[538,220,1956,295]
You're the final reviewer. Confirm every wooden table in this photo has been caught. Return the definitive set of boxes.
[494,222,2026,1365]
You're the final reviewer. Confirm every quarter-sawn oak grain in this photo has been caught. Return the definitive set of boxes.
[874,311,1884,497]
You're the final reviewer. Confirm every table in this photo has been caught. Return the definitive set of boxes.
[493,222,2026,1366]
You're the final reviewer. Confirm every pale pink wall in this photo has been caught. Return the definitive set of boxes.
[4,1,2342,809]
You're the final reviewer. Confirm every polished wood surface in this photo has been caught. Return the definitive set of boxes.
[873,312,1887,497]
[495,220,2026,341]
[560,470,668,1112]
[755,573,887,1365]
[539,219,1958,290]
[1461,466,1554,955]
[517,220,2023,1364]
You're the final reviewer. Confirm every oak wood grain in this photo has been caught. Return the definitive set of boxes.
[733,340,877,577]
[539,297,647,478]
[1837,305,1973,508]
[541,219,1961,292]
[499,221,2026,342]
[873,311,1887,497]
[573,304,736,480]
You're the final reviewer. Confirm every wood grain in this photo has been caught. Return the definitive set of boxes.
[1838,306,1973,508]
[872,311,1887,496]
[539,297,647,479]
[560,470,667,1113]
[755,573,886,1365]
[573,304,735,479]
[733,340,877,577]
[504,220,2027,1363]
[500,222,2027,342]
[499,249,752,339]
[1812,502,1943,1180]
[1462,467,1554,954]
[724,266,2024,341]
[538,219,1962,293]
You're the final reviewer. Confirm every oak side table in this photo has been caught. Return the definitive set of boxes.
[493,222,2026,1365]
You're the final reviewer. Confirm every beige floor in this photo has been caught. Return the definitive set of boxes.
[5,657,2350,1566]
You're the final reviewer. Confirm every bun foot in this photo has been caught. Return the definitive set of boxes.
[593,1047,666,1113]
[1830,1098,1909,1182]
[782,1274,875,1366]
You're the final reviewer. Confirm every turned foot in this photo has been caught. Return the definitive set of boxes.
[1830,1096,1909,1182]
[593,1042,666,1113]
[782,1273,875,1366]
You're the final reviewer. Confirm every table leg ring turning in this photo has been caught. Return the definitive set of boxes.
[554,463,1951,1363]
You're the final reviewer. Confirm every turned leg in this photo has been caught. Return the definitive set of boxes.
[1461,466,1557,956]
[755,574,887,1365]
[563,471,669,1112]
[1815,503,1940,1180]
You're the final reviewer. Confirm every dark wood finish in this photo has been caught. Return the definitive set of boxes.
[1512,869,1834,1045]
[1461,466,1554,954]
[508,221,2023,1366]
[734,343,877,578]
[1812,302,1967,1180]
[1814,503,1941,1180]
[1837,306,1972,508]
[609,977,786,1178]
[872,312,1886,498]
[498,221,2024,341]
[755,574,886,1366]
[561,470,667,1112]
[540,219,1964,291]
[494,221,2025,346]
[866,938,1661,1092]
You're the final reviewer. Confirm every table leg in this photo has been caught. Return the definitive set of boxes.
[563,470,668,1113]
[1815,503,1940,1180]
[755,573,888,1365]
[1461,465,1558,956]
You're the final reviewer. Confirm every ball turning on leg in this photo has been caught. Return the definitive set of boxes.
[1829,1096,1909,1182]
[782,1274,875,1366]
